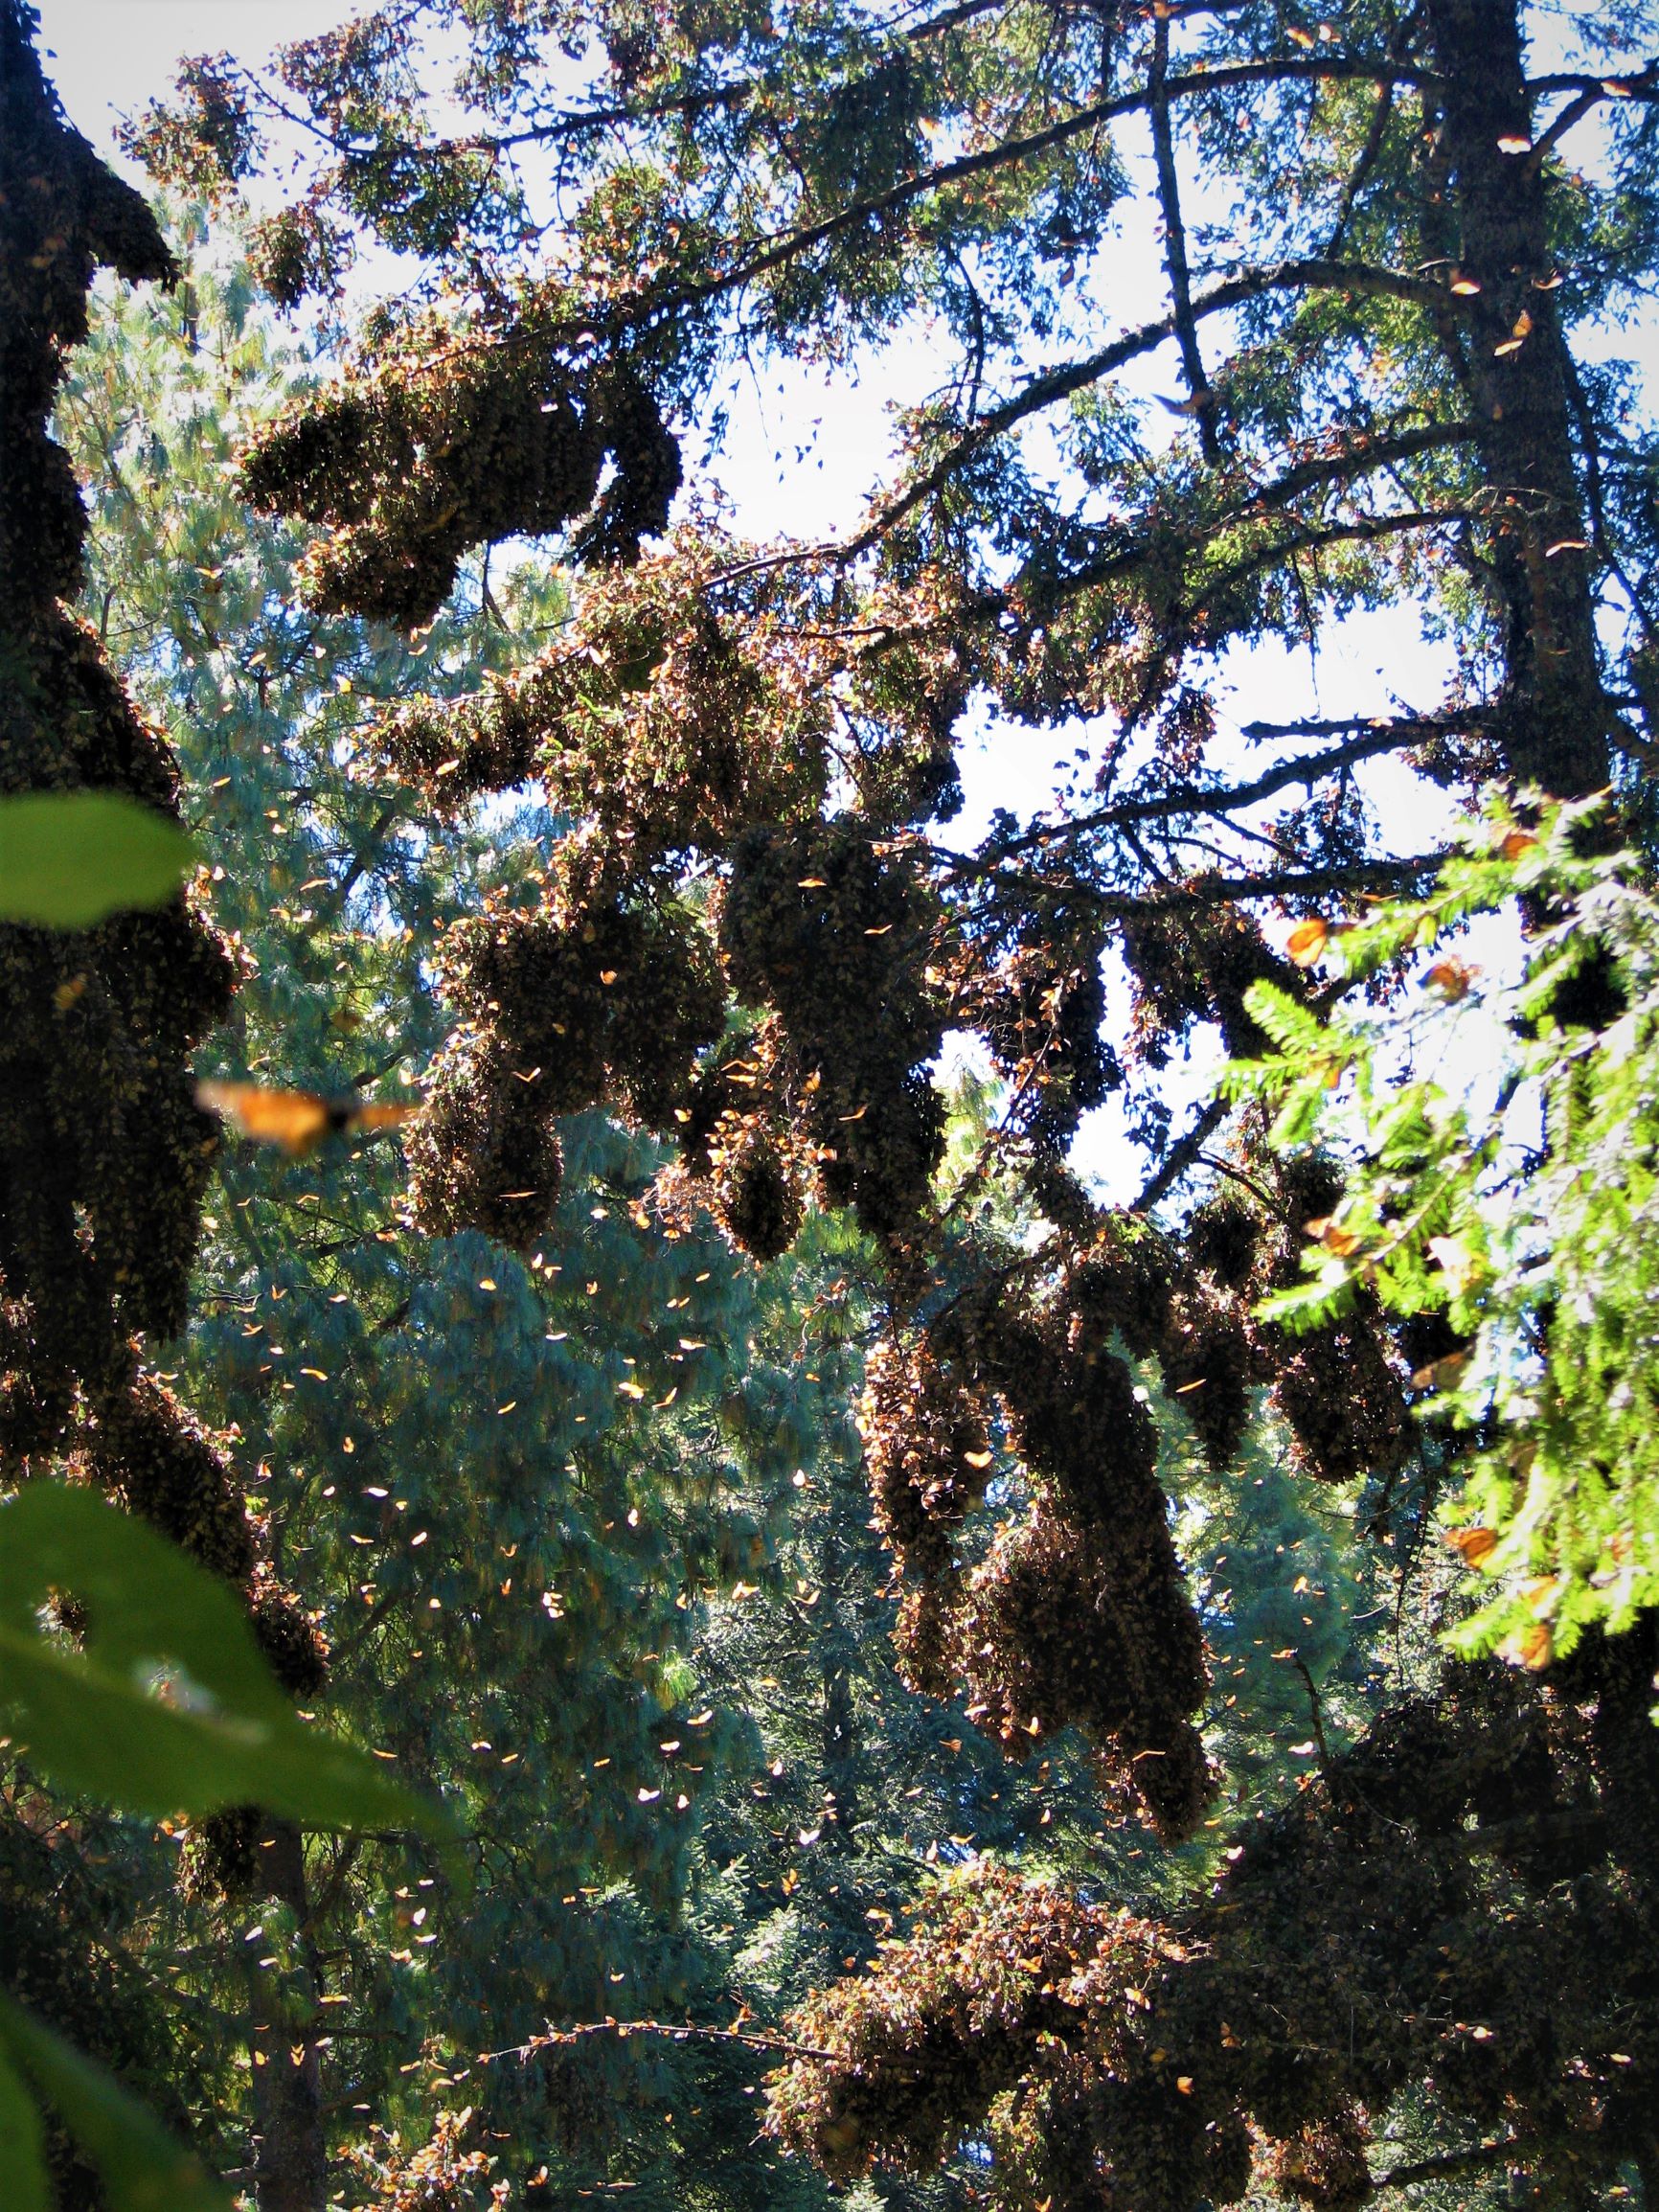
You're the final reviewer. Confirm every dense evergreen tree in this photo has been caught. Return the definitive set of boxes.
[36,214,1387,2212]
[8,0,1659,2201]
[57,217,800,2205]
[57,220,1131,2207]
[116,0,1659,2192]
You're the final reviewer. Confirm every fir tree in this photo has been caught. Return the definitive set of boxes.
[33,0,1659,2201]
[58,213,787,2203]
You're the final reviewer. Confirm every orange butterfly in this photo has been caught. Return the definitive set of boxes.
[196,1080,417,1155]
[1443,1525,1498,1568]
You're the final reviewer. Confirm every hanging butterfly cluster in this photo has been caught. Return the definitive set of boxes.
[231,343,1427,1849]
[0,11,320,1899]
[768,1629,1659,2210]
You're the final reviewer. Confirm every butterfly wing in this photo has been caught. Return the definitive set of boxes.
[196,1082,331,1153]
[346,1103,419,1136]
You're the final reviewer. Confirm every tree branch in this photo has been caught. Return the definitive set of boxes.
[1374,2134,1534,2194]
[254,0,1012,166]
[1557,331,1659,646]
[311,799,407,929]
[1148,14,1220,462]
[992,717,1475,854]
[1323,79,1396,257]
[397,58,1448,378]
[489,2017,912,2071]
[1135,1097,1230,1213]
[1526,63,1658,100]
[841,280,1471,558]
[939,852,1444,917]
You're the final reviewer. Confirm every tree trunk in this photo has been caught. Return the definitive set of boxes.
[246,1821,328,2212]
[819,1529,860,1836]
[1421,0,1610,797]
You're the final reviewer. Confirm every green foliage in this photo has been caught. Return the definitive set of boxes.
[1177,1424,1371,1816]
[107,0,1659,1937]
[35,0,1659,2193]
[0,1995,229,2212]
[0,791,194,928]
[54,232,1218,2206]
[0,2042,48,2212]
[1225,791,1659,1677]
[0,1482,445,1836]
[662,1196,1127,2211]
[57,214,828,2203]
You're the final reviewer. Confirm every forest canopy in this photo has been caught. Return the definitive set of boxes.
[4,0,1659,2204]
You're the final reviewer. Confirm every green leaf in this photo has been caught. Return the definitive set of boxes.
[0,1994,230,2212]
[0,791,194,928]
[0,1485,453,1841]
[1267,1087,1326,1151]
[1258,1273,1354,1333]
[0,2040,50,2212]
[1240,979,1328,1054]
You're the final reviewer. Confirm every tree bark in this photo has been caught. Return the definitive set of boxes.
[246,1821,328,2212]
[819,1528,860,1836]
[1421,0,1610,797]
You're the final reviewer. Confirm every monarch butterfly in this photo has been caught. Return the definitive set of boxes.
[196,1080,417,1155]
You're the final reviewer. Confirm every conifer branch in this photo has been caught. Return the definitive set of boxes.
[940,851,1444,911]
[1134,1098,1229,1211]
[1374,2134,1534,2194]
[841,301,1473,558]
[491,2018,917,2071]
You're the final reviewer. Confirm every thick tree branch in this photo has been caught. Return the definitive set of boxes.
[253,0,1013,165]
[938,849,1444,912]
[283,46,1446,185]
[1056,507,1464,628]
[1525,62,1659,103]
[1135,1097,1229,1212]
[310,799,408,928]
[1323,78,1397,257]
[631,84,1444,342]
[1557,332,1659,646]
[1148,14,1220,462]
[1375,2135,1534,2194]
[497,2018,904,2070]
[392,58,1448,376]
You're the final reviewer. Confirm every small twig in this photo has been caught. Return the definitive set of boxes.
[480,2018,917,2072]
[1374,2133,1533,2194]
[1291,1656,1330,1775]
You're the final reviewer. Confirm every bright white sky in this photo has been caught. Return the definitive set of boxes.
[36,1,344,119]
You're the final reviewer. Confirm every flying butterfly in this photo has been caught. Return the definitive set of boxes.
[197,1080,417,1156]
